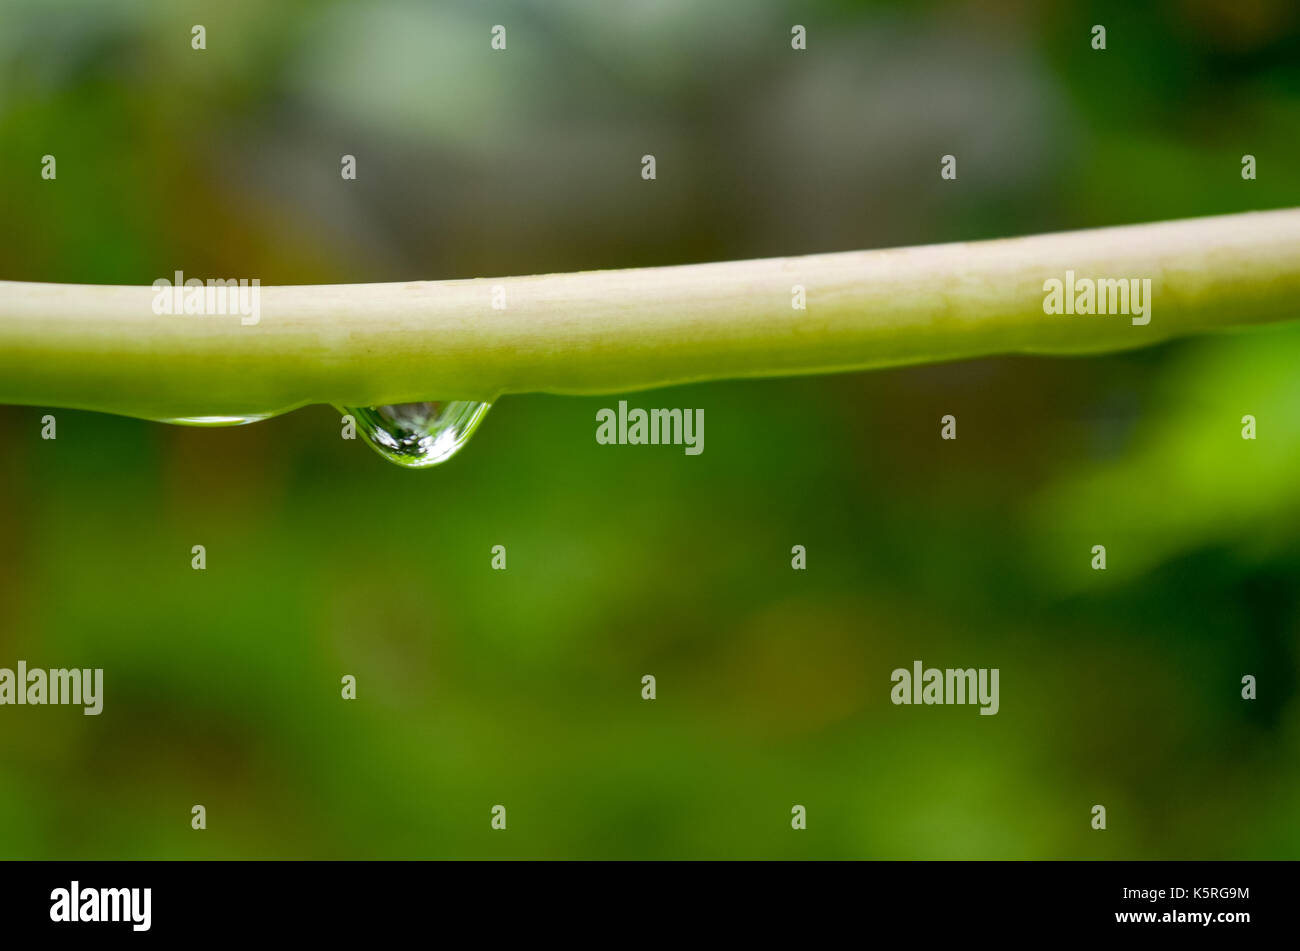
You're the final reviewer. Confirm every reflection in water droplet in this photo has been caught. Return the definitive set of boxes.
[159,414,271,426]
[340,401,491,468]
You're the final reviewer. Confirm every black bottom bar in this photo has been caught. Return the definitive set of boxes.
[0,860,1284,939]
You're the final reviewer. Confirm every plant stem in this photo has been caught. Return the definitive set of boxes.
[2,208,1299,421]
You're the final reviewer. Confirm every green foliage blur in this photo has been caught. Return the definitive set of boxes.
[1,0,1299,858]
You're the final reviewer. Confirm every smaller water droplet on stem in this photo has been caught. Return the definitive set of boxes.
[340,401,491,468]
[159,414,272,426]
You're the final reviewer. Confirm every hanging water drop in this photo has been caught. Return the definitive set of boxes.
[340,401,491,468]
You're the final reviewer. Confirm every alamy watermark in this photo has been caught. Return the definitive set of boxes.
[1043,270,1151,325]
[0,662,103,715]
[596,400,703,455]
[152,270,260,325]
[891,660,999,715]
[50,881,150,931]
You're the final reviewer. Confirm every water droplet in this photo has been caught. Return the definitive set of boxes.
[159,414,272,426]
[340,401,491,468]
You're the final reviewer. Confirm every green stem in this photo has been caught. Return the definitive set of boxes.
[2,208,1299,421]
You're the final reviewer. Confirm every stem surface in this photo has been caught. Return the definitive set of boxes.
[2,208,1299,420]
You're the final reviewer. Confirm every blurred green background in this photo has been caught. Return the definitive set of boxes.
[2,0,1299,858]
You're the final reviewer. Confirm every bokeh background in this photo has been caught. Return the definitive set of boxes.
[2,0,1299,858]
